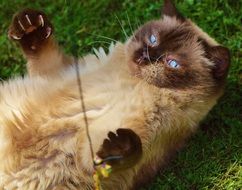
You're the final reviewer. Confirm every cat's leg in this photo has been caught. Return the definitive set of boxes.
[8,9,73,77]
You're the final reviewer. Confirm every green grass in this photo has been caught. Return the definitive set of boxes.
[0,0,241,189]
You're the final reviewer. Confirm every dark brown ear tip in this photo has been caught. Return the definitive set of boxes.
[161,0,185,21]
[218,46,230,58]
[215,46,231,62]
[211,46,231,80]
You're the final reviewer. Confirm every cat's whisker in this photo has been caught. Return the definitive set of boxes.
[88,33,118,43]
[137,57,144,65]
[127,17,141,42]
[146,45,152,64]
[88,40,112,45]
[155,53,165,64]
[88,40,111,50]
[135,18,142,30]
[115,14,129,40]
[126,12,135,39]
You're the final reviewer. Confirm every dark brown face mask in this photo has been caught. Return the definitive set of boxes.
[126,0,230,90]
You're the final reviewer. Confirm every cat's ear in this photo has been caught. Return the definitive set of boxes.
[207,46,231,80]
[161,0,185,21]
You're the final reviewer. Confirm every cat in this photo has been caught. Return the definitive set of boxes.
[0,0,230,189]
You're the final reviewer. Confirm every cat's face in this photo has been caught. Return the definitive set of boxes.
[125,0,230,93]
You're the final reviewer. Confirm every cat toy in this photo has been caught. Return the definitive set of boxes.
[74,57,122,190]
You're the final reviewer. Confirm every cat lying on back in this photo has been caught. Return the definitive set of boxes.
[1,0,230,189]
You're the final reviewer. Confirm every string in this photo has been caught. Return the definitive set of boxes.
[70,12,112,189]
[73,47,122,190]
[74,58,95,161]
[74,57,112,190]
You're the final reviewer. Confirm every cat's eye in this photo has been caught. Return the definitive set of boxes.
[149,34,157,45]
[167,59,180,69]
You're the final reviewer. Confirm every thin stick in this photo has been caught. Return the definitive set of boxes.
[74,57,95,161]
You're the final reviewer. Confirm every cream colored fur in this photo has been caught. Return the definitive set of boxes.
[0,44,219,190]
[0,17,223,190]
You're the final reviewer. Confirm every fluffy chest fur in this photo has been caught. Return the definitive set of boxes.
[0,44,154,189]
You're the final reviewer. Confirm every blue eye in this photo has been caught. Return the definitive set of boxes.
[149,34,157,45]
[167,59,180,68]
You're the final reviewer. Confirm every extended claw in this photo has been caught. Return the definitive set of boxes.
[17,20,25,31]
[10,34,22,40]
[25,14,32,25]
[39,15,44,27]
[45,27,52,39]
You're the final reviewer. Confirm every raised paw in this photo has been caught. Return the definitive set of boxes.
[97,128,142,171]
[8,8,53,52]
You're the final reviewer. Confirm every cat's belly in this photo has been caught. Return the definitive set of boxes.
[0,65,143,189]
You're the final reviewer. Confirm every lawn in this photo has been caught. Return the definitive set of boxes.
[0,0,241,189]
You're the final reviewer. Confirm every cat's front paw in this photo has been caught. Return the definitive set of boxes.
[8,9,53,52]
[97,128,142,171]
